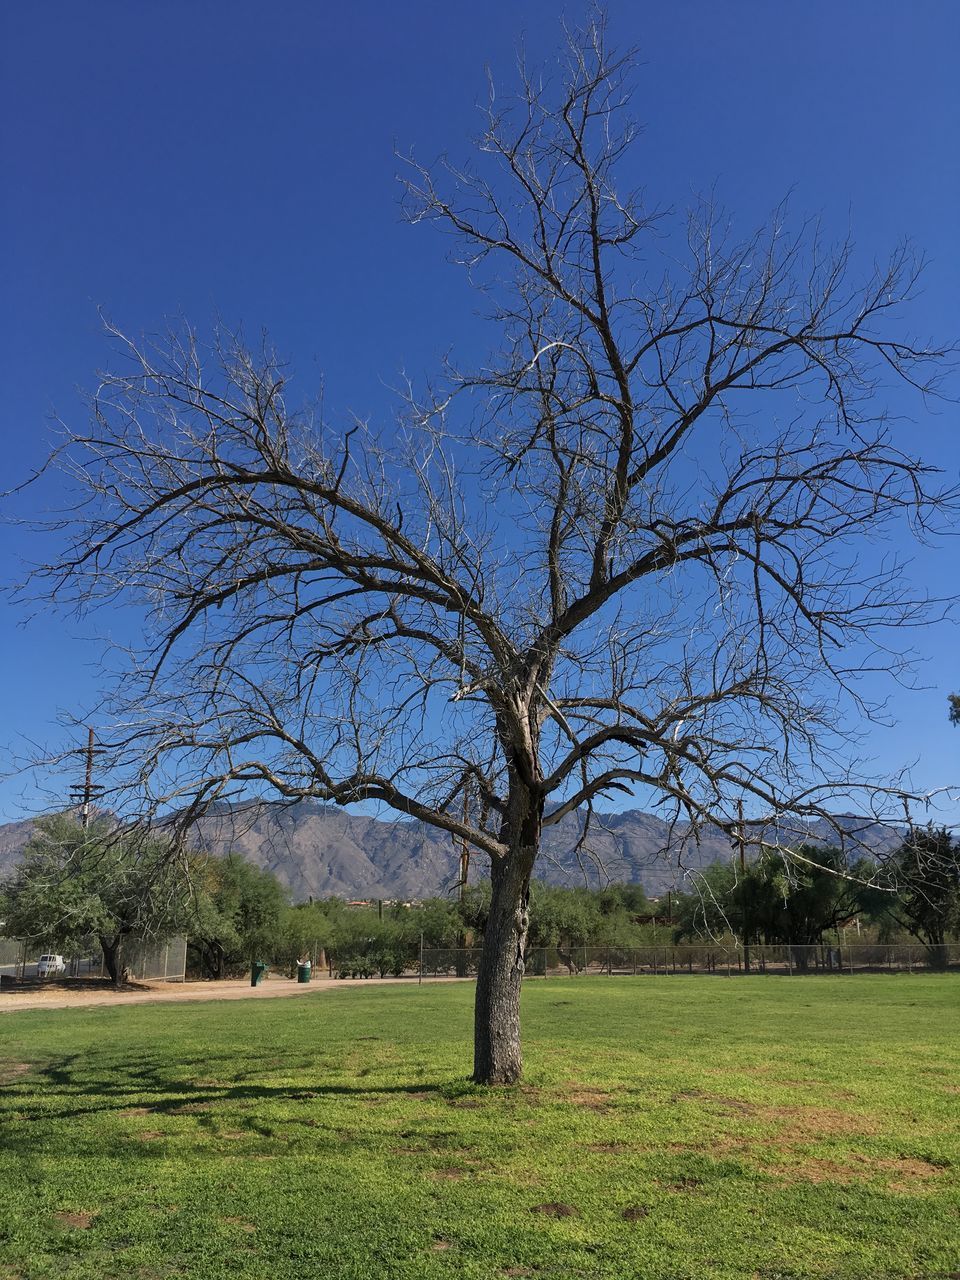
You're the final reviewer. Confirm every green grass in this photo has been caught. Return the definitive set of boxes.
[1,977,958,1280]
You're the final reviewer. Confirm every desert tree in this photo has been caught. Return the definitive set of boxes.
[186,853,287,979]
[1,815,190,984]
[22,17,955,1080]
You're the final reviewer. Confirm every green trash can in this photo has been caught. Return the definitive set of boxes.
[297,960,312,984]
[251,961,268,987]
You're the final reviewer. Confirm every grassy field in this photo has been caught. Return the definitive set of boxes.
[1,976,958,1280]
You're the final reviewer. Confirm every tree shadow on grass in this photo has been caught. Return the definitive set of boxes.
[0,1049,484,1151]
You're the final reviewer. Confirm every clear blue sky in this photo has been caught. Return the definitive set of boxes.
[1,1,957,823]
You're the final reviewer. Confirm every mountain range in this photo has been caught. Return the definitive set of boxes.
[0,802,903,902]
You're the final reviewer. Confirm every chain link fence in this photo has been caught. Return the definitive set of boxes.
[0,934,187,982]
[324,941,959,980]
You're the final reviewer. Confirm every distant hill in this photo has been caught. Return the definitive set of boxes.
[0,817,37,881]
[0,801,903,902]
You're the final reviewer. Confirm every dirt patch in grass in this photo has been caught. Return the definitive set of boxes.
[561,1082,614,1110]
[0,1062,32,1085]
[169,1101,214,1115]
[673,1090,878,1138]
[136,1130,165,1141]
[769,1153,946,1186]
[670,1128,946,1193]
[122,1106,156,1117]
[622,1204,650,1221]
[54,1211,96,1229]
[429,1165,468,1180]
[663,1176,704,1193]
[763,1105,879,1138]
[584,1141,632,1154]
[529,1202,578,1218]
[431,1238,452,1251]
[222,1217,256,1233]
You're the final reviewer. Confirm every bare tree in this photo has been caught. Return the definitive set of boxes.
[23,17,955,1082]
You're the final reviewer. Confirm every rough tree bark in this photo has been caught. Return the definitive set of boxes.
[17,16,956,1083]
[475,785,542,1083]
[98,930,128,986]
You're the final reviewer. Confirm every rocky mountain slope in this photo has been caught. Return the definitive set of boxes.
[0,801,902,902]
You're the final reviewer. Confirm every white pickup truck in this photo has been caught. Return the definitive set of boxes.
[37,954,66,978]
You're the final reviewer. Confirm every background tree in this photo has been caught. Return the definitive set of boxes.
[881,828,960,969]
[25,18,954,1080]
[273,901,338,974]
[673,862,742,944]
[526,883,604,973]
[186,853,287,978]
[753,845,874,967]
[1,815,189,984]
[675,846,880,964]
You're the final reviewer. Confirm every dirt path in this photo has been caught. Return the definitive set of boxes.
[0,974,458,1013]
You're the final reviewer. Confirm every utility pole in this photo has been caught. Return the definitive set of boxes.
[69,728,101,830]
[737,799,751,974]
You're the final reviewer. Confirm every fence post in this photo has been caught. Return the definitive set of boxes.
[418,932,423,985]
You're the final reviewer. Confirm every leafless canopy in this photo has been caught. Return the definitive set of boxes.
[19,15,956,1080]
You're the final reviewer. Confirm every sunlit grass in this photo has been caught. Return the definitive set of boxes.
[1,975,958,1279]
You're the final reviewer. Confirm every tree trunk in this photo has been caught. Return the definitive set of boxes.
[473,799,539,1085]
[924,935,949,971]
[99,933,125,986]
